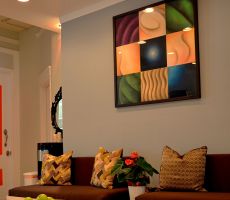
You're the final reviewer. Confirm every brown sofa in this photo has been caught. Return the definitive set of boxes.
[9,154,230,200]
[9,157,129,200]
[137,154,230,200]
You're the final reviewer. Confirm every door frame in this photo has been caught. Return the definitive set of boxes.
[39,66,52,142]
[0,47,20,187]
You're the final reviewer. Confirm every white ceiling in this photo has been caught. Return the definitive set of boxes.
[0,0,125,32]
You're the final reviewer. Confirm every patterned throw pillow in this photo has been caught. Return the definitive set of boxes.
[90,147,123,189]
[39,151,73,185]
[159,146,207,191]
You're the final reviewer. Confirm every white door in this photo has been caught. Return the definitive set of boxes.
[0,70,14,200]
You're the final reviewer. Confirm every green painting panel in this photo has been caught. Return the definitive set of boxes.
[117,73,141,105]
[166,0,195,34]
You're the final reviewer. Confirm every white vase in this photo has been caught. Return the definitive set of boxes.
[128,186,146,200]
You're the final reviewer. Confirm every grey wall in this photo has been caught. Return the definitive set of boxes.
[51,33,62,99]
[62,0,230,179]
[19,27,52,176]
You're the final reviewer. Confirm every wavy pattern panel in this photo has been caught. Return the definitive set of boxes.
[141,68,168,102]
[116,13,139,47]
[167,28,195,67]
[139,4,166,40]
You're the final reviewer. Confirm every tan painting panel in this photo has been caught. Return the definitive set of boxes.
[141,68,168,102]
[139,4,166,41]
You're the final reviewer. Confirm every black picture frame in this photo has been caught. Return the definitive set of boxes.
[51,87,63,134]
[113,0,200,107]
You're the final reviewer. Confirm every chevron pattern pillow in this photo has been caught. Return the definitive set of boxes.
[39,151,73,185]
[90,147,123,189]
[159,146,207,191]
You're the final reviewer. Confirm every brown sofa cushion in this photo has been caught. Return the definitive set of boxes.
[159,146,207,191]
[136,192,230,200]
[71,157,95,185]
[205,154,230,192]
[9,185,129,200]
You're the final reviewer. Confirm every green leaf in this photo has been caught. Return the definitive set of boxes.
[120,168,132,174]
[117,173,126,183]
[136,157,159,176]
[124,172,135,180]
[111,159,124,175]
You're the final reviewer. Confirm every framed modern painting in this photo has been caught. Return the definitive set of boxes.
[113,0,200,107]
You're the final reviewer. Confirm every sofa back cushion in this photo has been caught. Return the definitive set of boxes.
[205,154,230,192]
[70,154,230,192]
[71,157,95,185]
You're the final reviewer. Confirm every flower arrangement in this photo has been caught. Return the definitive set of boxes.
[111,152,159,186]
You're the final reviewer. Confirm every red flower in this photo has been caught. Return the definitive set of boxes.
[130,151,139,159]
[136,182,141,186]
[125,159,134,166]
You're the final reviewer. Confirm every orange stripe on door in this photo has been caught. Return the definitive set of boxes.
[0,85,2,156]
[0,85,2,155]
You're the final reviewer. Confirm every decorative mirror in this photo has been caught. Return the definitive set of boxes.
[51,87,63,134]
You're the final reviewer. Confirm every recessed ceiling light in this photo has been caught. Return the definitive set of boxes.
[18,0,30,2]
[168,52,175,55]
[144,7,154,13]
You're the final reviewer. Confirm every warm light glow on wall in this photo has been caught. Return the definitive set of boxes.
[17,0,30,2]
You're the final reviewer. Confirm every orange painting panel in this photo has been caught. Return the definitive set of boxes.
[167,28,196,67]
[0,169,2,186]
[116,43,140,76]
[139,4,166,41]
[0,85,2,156]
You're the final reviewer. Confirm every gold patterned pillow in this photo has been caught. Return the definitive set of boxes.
[159,146,207,191]
[39,151,73,185]
[90,147,123,189]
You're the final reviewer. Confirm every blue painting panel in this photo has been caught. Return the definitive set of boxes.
[140,36,167,71]
[168,64,198,98]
